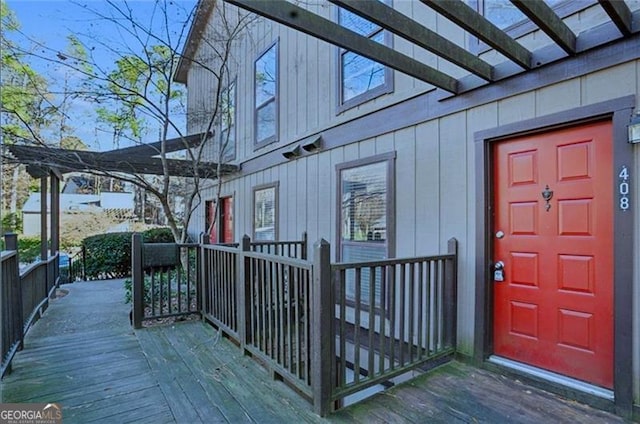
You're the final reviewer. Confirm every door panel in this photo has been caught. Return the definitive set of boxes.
[221,197,234,243]
[493,121,613,388]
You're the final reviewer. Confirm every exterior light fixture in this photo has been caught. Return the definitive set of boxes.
[302,135,323,152]
[282,145,301,159]
[628,114,640,144]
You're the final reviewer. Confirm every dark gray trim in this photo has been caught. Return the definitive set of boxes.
[511,0,576,54]
[254,40,280,150]
[234,33,639,178]
[334,152,397,263]
[227,0,459,93]
[330,0,493,81]
[252,182,279,241]
[611,104,635,418]
[473,95,635,417]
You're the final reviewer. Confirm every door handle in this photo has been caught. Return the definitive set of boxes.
[494,261,505,282]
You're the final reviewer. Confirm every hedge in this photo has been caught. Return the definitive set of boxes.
[81,228,175,279]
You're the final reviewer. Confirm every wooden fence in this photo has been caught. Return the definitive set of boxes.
[131,235,200,328]
[197,234,458,415]
[1,233,60,378]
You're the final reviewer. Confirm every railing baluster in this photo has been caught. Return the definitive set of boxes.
[354,267,361,384]
[379,265,387,375]
[399,263,406,366]
[368,266,375,380]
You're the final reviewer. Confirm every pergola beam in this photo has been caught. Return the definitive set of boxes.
[598,0,633,36]
[420,0,531,70]
[102,132,211,158]
[7,145,238,179]
[511,0,576,54]
[329,0,494,81]
[225,0,460,93]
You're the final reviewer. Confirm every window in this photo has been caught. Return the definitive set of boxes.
[253,183,278,241]
[254,42,278,148]
[478,0,567,29]
[337,154,395,304]
[338,2,392,110]
[219,81,236,162]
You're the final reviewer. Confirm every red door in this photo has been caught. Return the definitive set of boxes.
[493,121,613,388]
[220,197,234,243]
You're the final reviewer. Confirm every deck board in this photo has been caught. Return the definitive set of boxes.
[1,279,629,423]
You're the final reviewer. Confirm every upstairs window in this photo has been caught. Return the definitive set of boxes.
[219,81,236,162]
[254,42,278,148]
[478,0,567,29]
[338,1,392,111]
[253,183,278,241]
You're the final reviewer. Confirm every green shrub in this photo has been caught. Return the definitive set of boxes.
[19,236,44,263]
[82,232,132,279]
[142,227,174,243]
[1,212,22,234]
[81,228,175,280]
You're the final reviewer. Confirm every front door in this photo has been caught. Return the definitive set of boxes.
[220,196,234,243]
[492,120,613,388]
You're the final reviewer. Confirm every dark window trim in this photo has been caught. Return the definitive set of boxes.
[220,78,237,162]
[252,182,279,241]
[335,2,394,114]
[468,0,595,55]
[254,40,279,150]
[335,152,396,313]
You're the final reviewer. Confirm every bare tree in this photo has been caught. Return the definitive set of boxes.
[2,0,257,243]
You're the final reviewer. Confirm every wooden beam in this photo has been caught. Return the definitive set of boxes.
[225,0,459,93]
[420,0,531,69]
[7,145,238,179]
[598,0,633,36]
[329,0,494,81]
[102,132,211,159]
[511,0,576,54]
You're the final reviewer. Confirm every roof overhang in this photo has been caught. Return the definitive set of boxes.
[174,0,217,84]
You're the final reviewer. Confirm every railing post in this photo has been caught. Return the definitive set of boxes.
[199,233,210,315]
[4,233,23,354]
[312,239,333,416]
[238,235,251,350]
[444,238,458,349]
[301,231,308,260]
[131,233,143,329]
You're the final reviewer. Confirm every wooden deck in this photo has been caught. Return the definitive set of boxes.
[1,279,628,423]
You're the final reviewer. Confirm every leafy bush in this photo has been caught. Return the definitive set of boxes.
[2,212,22,234]
[82,232,132,279]
[142,227,174,243]
[81,227,175,280]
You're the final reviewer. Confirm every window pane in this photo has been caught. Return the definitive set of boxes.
[256,100,276,143]
[341,31,385,102]
[341,161,387,242]
[254,187,276,241]
[482,0,567,29]
[220,82,235,161]
[255,45,277,106]
[339,8,378,36]
[220,128,235,162]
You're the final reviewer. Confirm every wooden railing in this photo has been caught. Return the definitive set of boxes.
[1,233,60,378]
[325,238,458,411]
[131,235,200,327]
[198,234,458,416]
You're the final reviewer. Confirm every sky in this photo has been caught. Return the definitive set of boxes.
[5,0,196,151]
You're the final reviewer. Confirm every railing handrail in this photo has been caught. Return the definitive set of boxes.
[332,252,456,270]
[243,249,312,269]
[201,243,240,254]
[1,250,17,261]
[19,253,59,280]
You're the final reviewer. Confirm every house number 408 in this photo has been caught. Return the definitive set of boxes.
[619,166,630,211]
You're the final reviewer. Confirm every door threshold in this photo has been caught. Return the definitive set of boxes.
[488,356,614,401]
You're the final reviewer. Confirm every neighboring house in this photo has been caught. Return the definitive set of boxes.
[177,0,640,415]
[22,192,135,236]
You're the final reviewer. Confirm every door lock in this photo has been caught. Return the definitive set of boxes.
[494,261,505,282]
